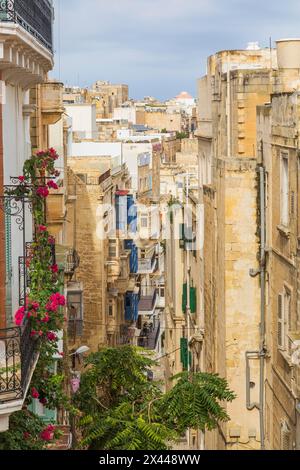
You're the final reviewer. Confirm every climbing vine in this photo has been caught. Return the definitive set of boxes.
[7,148,71,417]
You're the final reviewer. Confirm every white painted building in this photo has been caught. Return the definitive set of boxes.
[113,106,137,124]
[65,103,97,140]
[70,140,158,191]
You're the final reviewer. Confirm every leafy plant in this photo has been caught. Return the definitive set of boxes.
[75,346,236,450]
[7,149,70,411]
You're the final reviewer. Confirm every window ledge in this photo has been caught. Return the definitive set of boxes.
[278,349,293,368]
[277,224,290,238]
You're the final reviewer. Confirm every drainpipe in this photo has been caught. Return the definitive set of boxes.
[258,165,266,450]
[248,165,266,450]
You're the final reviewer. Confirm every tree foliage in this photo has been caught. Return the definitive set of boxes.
[74,346,236,450]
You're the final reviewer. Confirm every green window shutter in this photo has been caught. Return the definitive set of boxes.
[5,213,12,274]
[29,400,57,423]
[190,287,197,313]
[180,337,188,367]
[180,337,192,370]
[182,284,197,314]
[182,283,187,313]
[5,213,12,324]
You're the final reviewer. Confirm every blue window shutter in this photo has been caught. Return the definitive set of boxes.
[127,195,137,233]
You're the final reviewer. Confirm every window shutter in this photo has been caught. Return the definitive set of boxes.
[180,338,191,370]
[5,213,12,322]
[278,294,284,348]
[182,283,187,313]
[281,422,292,450]
[291,191,295,216]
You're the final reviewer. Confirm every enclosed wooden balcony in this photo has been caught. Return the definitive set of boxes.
[41,81,65,125]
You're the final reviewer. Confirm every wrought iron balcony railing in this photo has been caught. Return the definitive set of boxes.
[0,321,39,403]
[0,0,54,52]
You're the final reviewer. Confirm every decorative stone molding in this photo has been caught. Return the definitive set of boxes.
[0,23,53,89]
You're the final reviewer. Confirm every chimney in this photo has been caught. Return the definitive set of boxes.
[275,39,300,91]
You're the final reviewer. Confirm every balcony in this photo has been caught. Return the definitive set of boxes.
[0,322,39,431]
[138,287,158,316]
[0,0,54,86]
[137,321,161,351]
[0,0,54,52]
[41,81,65,125]
[106,260,121,283]
[137,250,158,274]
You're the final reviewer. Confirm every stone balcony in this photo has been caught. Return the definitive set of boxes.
[41,81,65,125]
[0,1,54,88]
[106,260,121,283]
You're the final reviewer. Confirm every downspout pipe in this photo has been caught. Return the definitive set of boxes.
[247,164,266,450]
[258,165,266,450]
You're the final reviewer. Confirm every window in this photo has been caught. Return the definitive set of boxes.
[280,421,292,450]
[280,153,289,226]
[141,216,148,228]
[278,288,291,351]
[108,300,114,317]
[68,292,83,337]
[109,239,117,258]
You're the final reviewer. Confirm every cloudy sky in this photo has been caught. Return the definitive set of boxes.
[51,0,300,100]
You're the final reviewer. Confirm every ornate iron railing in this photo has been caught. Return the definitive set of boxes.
[0,0,53,52]
[0,322,38,403]
[18,242,56,306]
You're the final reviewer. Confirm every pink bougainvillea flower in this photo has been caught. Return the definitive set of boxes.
[51,264,59,274]
[38,225,47,232]
[41,315,50,323]
[40,430,53,441]
[36,186,49,198]
[31,387,39,399]
[48,148,59,160]
[50,292,65,306]
[18,176,25,183]
[23,432,31,440]
[46,301,58,312]
[46,331,57,342]
[36,150,45,157]
[30,330,38,337]
[47,180,59,190]
[25,259,31,268]
[15,306,25,326]
[31,301,40,310]
[54,170,60,177]
[46,425,55,432]
[59,352,64,357]
[39,397,48,405]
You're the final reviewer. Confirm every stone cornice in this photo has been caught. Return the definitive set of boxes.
[0,22,53,89]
